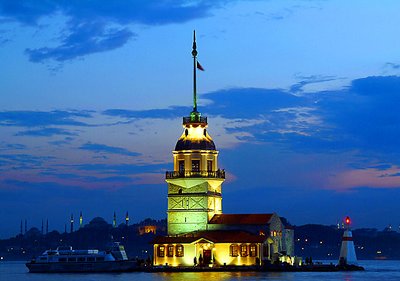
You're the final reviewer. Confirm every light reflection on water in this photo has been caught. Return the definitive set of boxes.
[1,261,400,281]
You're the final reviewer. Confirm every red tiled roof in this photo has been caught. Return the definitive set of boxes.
[208,214,274,225]
[152,230,266,244]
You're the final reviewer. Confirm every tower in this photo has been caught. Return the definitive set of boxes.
[79,211,83,228]
[20,220,23,235]
[41,219,44,235]
[113,211,117,228]
[166,31,225,236]
[70,214,74,233]
[339,216,358,266]
[125,211,129,226]
[46,219,49,234]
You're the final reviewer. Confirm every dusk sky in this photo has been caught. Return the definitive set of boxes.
[1,0,400,238]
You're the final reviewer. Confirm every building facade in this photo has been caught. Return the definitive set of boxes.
[153,32,294,267]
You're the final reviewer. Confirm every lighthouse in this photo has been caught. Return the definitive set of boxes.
[338,216,357,266]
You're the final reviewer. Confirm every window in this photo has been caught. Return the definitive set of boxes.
[250,244,257,257]
[157,245,165,257]
[167,245,174,257]
[192,160,200,172]
[96,257,104,262]
[87,257,95,262]
[176,244,184,257]
[178,160,185,172]
[78,257,85,262]
[207,160,213,172]
[59,258,67,262]
[240,244,248,257]
[67,257,76,262]
[230,244,239,257]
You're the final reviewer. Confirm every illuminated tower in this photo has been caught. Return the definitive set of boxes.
[79,211,83,228]
[113,211,117,228]
[70,214,74,233]
[125,211,129,226]
[166,31,225,236]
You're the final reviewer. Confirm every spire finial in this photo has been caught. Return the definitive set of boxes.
[192,30,198,114]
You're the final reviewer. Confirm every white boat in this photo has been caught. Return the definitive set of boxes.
[26,242,137,273]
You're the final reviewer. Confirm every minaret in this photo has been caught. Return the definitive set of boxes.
[46,219,49,234]
[113,211,117,228]
[64,224,67,233]
[125,211,129,226]
[41,219,44,235]
[70,214,74,233]
[79,211,83,228]
[165,31,225,235]
[20,220,23,235]
[24,219,27,234]
[338,216,358,266]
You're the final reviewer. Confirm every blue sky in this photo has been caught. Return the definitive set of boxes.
[1,0,400,237]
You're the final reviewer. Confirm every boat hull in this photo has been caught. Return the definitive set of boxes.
[26,260,138,273]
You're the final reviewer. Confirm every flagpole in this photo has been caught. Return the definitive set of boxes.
[192,30,198,113]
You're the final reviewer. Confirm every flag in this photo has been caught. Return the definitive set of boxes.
[197,61,204,71]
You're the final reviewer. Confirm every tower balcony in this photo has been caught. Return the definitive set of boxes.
[166,169,225,179]
[183,116,207,125]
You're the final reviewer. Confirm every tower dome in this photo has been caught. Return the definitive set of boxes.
[175,115,216,151]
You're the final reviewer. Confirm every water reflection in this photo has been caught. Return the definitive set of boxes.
[153,271,292,281]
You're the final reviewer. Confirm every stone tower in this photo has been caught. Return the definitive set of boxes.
[166,31,225,236]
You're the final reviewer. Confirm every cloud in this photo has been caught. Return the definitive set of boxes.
[15,127,77,137]
[0,110,92,127]
[0,0,227,62]
[26,23,135,62]
[103,106,189,120]
[384,62,400,70]
[71,163,169,176]
[79,142,141,157]
[0,153,54,167]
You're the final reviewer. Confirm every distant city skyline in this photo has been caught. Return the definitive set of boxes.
[1,1,400,238]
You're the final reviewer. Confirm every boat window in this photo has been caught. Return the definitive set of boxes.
[175,244,184,257]
[87,257,95,262]
[96,257,105,261]
[157,245,165,257]
[167,245,174,257]
[68,257,76,262]
[229,244,239,257]
[78,257,85,262]
[59,258,67,262]
[249,244,257,257]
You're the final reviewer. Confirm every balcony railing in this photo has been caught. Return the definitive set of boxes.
[166,169,225,179]
[183,116,207,124]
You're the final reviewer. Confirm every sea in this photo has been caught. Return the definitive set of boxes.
[1,260,400,281]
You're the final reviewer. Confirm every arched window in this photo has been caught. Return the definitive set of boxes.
[240,244,248,257]
[249,244,257,257]
[230,244,239,257]
[175,244,184,257]
[157,245,165,257]
[167,245,174,257]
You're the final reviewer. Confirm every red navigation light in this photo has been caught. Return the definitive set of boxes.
[345,216,351,225]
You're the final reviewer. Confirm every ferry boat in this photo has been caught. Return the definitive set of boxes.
[26,242,138,273]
